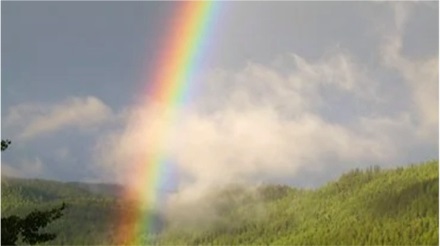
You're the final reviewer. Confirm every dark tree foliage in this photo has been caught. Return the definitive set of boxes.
[1,139,11,151]
[1,216,21,245]
[1,203,66,246]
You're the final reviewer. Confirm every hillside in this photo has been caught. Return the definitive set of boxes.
[1,160,438,245]
[1,177,120,245]
[158,161,438,245]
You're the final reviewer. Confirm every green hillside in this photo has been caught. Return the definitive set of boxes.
[1,177,120,245]
[1,160,438,245]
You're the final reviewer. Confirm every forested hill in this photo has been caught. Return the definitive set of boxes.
[1,160,438,245]
[1,176,121,244]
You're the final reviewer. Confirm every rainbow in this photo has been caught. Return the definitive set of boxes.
[116,1,220,244]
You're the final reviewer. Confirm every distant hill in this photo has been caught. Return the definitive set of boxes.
[66,181,123,197]
[2,160,438,245]
[1,176,123,245]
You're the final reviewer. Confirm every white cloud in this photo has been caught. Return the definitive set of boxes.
[4,96,114,140]
[197,50,378,118]
[94,50,405,205]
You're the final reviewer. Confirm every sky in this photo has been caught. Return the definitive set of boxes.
[1,2,438,191]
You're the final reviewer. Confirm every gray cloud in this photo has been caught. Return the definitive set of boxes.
[1,158,44,178]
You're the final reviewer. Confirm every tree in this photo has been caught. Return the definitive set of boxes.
[1,139,11,151]
[1,203,67,246]
[1,139,67,245]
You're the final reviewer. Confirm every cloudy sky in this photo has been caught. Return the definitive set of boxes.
[1,2,438,190]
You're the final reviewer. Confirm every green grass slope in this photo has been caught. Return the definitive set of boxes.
[1,160,438,245]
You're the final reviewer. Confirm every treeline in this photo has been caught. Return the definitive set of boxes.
[1,160,438,245]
